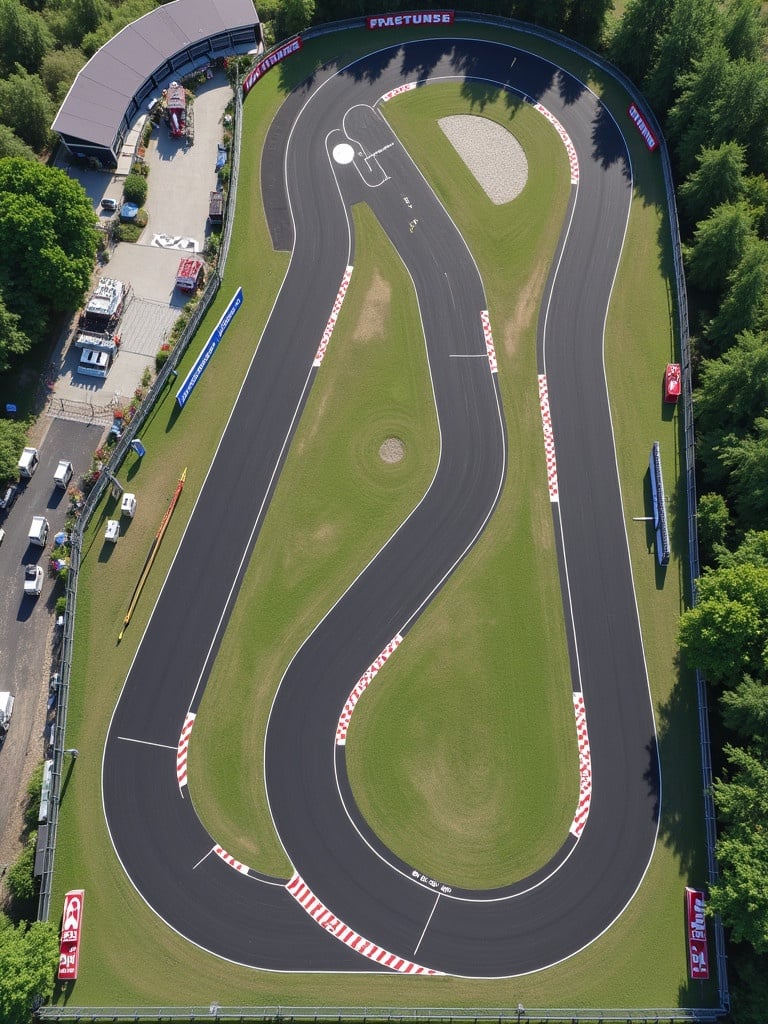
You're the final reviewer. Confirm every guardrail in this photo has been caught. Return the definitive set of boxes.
[34,74,243,927]
[35,1004,725,1023]
[35,16,727,1021]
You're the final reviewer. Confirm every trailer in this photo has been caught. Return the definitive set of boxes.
[175,257,205,292]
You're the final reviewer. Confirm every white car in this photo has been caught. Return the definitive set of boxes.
[23,564,44,598]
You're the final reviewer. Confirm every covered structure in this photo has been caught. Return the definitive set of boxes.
[52,0,260,167]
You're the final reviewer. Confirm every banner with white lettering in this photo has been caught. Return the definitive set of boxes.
[242,38,303,96]
[627,104,659,152]
[685,886,710,980]
[366,10,454,29]
[176,288,243,409]
[58,889,84,981]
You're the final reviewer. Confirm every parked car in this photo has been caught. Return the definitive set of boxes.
[0,483,18,510]
[23,563,44,598]
[0,691,14,734]
[101,197,118,212]
[665,363,682,403]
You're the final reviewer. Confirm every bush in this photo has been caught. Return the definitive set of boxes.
[55,596,66,616]
[23,766,44,832]
[5,832,37,902]
[141,121,152,147]
[114,222,142,243]
[123,172,147,206]
[155,347,170,370]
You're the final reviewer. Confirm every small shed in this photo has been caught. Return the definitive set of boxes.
[209,191,223,225]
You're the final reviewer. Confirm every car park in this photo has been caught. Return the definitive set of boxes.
[0,483,18,510]
[23,563,44,598]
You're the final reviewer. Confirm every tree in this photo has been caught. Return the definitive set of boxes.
[666,43,732,177]
[122,171,147,207]
[678,563,768,684]
[0,419,28,483]
[705,236,768,352]
[0,290,32,369]
[275,0,315,38]
[0,124,34,161]
[0,0,52,76]
[0,69,54,151]
[721,675,768,744]
[64,0,106,46]
[695,330,768,437]
[716,417,768,526]
[644,0,719,114]
[722,0,767,60]
[683,199,755,294]
[39,46,86,104]
[0,158,97,343]
[696,491,731,562]
[564,0,614,48]
[717,530,768,570]
[608,0,671,87]
[678,142,747,229]
[0,914,58,1023]
[709,744,768,952]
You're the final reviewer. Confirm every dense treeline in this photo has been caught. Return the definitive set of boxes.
[604,0,768,1020]
[0,0,766,1017]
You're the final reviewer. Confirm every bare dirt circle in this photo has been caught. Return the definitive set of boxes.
[379,437,405,463]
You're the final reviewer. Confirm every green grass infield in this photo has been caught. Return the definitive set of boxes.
[50,24,715,1012]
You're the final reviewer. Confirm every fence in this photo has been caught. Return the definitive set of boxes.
[35,1004,725,1023]
[34,16,726,1022]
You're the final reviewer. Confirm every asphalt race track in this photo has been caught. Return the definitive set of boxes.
[102,37,660,977]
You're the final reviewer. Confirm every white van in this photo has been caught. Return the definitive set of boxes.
[54,460,73,489]
[29,515,49,547]
[18,446,39,478]
[0,691,14,733]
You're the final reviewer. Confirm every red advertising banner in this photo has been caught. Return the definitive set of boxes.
[367,10,454,29]
[58,889,84,981]
[242,37,303,96]
[628,103,659,152]
[685,886,710,980]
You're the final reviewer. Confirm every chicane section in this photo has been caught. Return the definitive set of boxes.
[102,37,657,977]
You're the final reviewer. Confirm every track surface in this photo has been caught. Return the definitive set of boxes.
[102,38,659,977]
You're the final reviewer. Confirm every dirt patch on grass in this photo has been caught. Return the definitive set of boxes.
[503,262,548,358]
[354,271,390,341]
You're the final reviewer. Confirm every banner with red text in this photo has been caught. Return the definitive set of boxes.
[242,37,303,96]
[58,889,84,981]
[685,886,710,980]
[628,104,658,151]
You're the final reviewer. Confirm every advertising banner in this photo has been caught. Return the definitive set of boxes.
[367,10,454,29]
[685,887,710,980]
[58,889,84,981]
[242,38,303,96]
[176,287,243,409]
[628,104,659,152]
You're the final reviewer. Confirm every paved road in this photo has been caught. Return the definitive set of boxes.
[103,38,658,976]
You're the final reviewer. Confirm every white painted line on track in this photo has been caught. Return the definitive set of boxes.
[413,893,440,956]
[117,736,177,750]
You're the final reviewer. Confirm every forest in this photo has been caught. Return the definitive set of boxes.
[0,0,767,1020]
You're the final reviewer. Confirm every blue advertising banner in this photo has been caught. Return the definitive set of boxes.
[176,287,243,408]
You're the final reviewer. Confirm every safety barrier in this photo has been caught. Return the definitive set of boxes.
[35,1004,725,1023]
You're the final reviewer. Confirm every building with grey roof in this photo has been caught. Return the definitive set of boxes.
[52,0,260,168]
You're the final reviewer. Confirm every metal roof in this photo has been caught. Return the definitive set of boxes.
[52,0,258,149]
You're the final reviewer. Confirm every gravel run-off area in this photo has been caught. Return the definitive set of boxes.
[439,114,529,204]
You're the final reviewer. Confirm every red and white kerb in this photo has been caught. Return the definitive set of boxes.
[569,692,592,838]
[480,310,497,374]
[314,266,353,367]
[287,873,441,974]
[532,103,579,185]
[537,374,559,502]
[337,634,403,744]
[176,712,196,789]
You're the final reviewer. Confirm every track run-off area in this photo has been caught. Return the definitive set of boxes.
[102,37,659,978]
